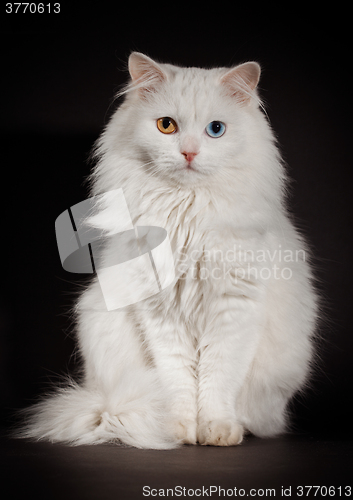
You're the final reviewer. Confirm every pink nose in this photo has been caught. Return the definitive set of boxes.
[182,151,198,162]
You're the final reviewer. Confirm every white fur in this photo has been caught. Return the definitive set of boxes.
[18,53,318,448]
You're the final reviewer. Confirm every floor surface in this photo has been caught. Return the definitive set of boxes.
[1,433,352,499]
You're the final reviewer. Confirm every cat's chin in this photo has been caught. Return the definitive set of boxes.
[172,169,204,187]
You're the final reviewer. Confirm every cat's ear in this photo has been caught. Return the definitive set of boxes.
[128,52,167,95]
[220,62,261,105]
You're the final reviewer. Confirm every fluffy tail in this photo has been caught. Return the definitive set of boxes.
[14,369,179,450]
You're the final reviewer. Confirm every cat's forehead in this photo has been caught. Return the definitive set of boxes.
[164,65,223,93]
[155,65,226,119]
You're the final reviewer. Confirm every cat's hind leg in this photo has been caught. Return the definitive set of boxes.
[15,280,179,449]
[236,272,317,438]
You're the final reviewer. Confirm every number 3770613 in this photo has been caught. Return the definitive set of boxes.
[5,3,60,13]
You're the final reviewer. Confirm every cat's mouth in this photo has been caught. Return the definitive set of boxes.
[183,161,198,172]
[170,161,204,182]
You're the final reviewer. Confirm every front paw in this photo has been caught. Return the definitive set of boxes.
[197,420,244,446]
[170,419,197,445]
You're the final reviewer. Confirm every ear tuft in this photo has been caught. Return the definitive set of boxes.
[220,62,261,104]
[128,52,166,94]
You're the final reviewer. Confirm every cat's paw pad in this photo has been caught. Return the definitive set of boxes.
[197,420,244,446]
[171,419,197,445]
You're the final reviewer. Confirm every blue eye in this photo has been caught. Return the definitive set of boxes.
[205,121,226,138]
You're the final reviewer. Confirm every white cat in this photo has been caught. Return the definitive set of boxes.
[18,52,318,448]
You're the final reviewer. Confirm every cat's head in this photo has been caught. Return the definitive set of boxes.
[94,51,285,211]
[109,52,264,189]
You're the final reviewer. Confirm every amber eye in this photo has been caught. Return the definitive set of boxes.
[157,117,177,134]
